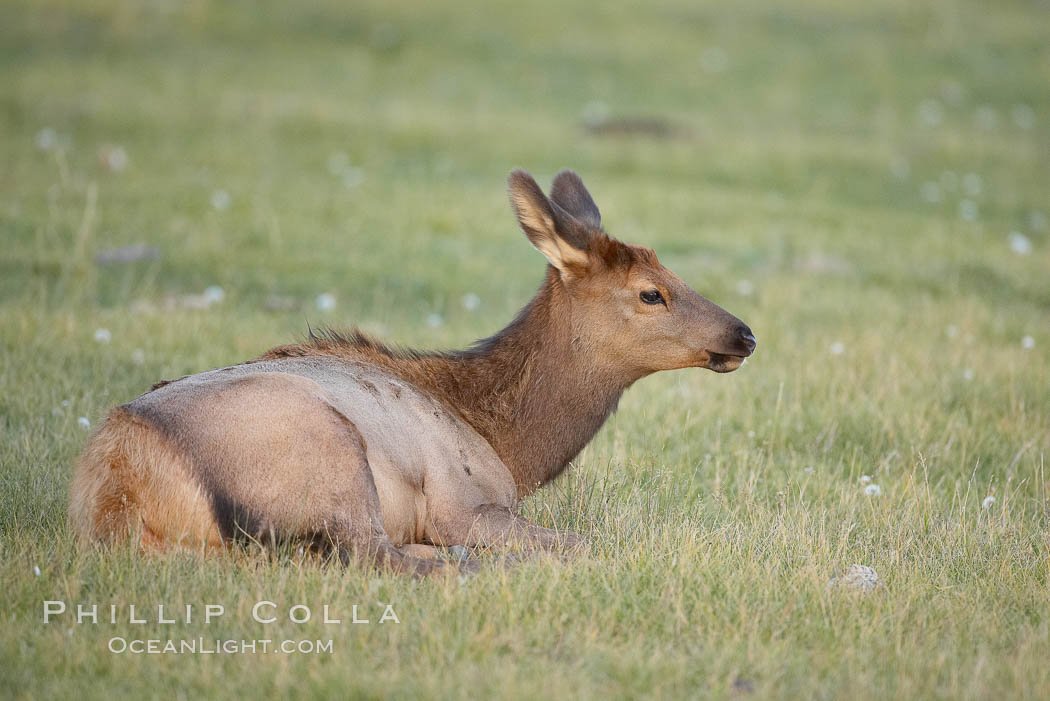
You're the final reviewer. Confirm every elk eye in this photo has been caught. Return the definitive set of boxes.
[640,289,664,305]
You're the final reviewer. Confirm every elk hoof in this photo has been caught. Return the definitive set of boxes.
[447,545,471,561]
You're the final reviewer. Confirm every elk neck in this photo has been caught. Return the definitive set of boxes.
[430,268,640,495]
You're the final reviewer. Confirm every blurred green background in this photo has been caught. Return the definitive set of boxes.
[1,1,1048,698]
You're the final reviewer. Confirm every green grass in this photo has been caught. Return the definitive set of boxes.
[2,0,1049,698]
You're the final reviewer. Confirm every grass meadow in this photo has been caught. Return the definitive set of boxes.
[2,0,1048,698]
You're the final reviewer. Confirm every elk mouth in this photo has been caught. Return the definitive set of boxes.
[705,351,749,373]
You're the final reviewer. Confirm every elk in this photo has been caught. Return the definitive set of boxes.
[69,169,756,576]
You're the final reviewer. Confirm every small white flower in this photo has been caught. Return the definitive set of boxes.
[920,182,941,203]
[131,348,145,365]
[735,279,754,296]
[1009,232,1032,255]
[829,341,845,355]
[426,313,444,328]
[946,325,958,339]
[203,285,225,304]
[699,47,729,74]
[93,328,111,344]
[975,105,998,130]
[958,199,978,222]
[962,368,974,381]
[1011,104,1035,129]
[1021,336,1035,350]
[890,156,910,180]
[77,417,91,429]
[864,483,882,496]
[962,173,982,197]
[580,100,610,127]
[99,145,128,172]
[315,293,336,311]
[35,127,57,151]
[210,189,231,211]
[341,167,365,188]
[860,475,872,484]
[939,79,965,105]
[803,466,815,475]
[461,292,481,310]
[327,151,349,175]
[1029,211,1047,232]
[982,496,996,509]
[61,399,70,407]
[33,565,41,577]
[747,430,756,439]
[918,98,944,127]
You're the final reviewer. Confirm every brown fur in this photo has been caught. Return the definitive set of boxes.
[70,407,223,550]
[70,169,755,575]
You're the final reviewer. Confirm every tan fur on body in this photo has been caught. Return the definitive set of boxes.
[70,169,756,576]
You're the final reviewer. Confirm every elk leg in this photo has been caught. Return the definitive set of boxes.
[312,410,473,577]
[457,504,588,555]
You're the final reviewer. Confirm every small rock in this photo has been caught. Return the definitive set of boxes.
[447,545,470,561]
[264,295,299,311]
[732,677,754,694]
[95,244,161,265]
[827,564,880,592]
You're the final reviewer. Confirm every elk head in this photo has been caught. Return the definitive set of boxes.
[508,169,756,378]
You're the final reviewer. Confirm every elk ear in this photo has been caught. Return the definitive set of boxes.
[549,170,601,229]
[508,169,590,274]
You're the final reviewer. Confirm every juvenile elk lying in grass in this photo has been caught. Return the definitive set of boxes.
[70,170,756,575]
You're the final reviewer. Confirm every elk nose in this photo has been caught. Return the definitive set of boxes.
[737,325,757,355]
